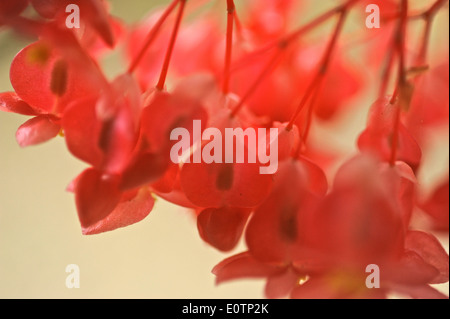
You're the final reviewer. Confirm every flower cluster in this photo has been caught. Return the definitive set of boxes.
[0,0,448,299]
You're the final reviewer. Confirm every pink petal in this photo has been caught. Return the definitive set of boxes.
[15,115,60,147]
[82,187,155,235]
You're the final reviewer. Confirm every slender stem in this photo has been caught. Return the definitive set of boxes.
[286,8,348,131]
[286,75,323,132]
[231,0,361,73]
[415,0,448,65]
[389,0,409,167]
[379,39,396,97]
[223,0,235,94]
[425,0,449,17]
[301,80,323,143]
[128,0,180,74]
[156,0,187,91]
[417,16,433,65]
[233,10,244,44]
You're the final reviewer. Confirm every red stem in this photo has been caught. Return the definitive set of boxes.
[389,0,409,167]
[231,0,361,73]
[156,0,187,91]
[301,79,323,143]
[229,0,361,118]
[233,9,244,44]
[379,32,396,97]
[128,0,180,74]
[286,8,348,131]
[223,0,235,94]
[415,0,448,65]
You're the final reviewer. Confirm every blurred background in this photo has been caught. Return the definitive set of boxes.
[0,0,448,298]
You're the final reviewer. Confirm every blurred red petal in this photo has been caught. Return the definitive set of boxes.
[62,96,104,168]
[120,152,169,191]
[407,61,449,132]
[212,252,278,285]
[181,161,273,208]
[290,277,341,299]
[82,187,155,235]
[384,251,439,286]
[404,231,449,284]
[15,115,60,147]
[0,92,37,116]
[311,156,405,266]
[421,178,449,231]
[379,161,417,227]
[141,90,208,153]
[246,159,326,264]
[75,168,122,230]
[197,207,251,252]
[358,98,422,170]
[31,0,115,47]
[265,268,299,299]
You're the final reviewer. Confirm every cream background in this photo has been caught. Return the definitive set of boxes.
[0,0,448,298]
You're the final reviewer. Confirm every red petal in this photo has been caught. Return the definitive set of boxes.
[0,92,36,115]
[62,96,104,168]
[390,283,448,299]
[407,61,449,131]
[384,251,439,286]
[291,276,387,299]
[141,90,208,153]
[180,161,273,208]
[421,177,449,231]
[30,0,60,18]
[120,152,169,191]
[0,0,28,18]
[358,98,422,170]
[10,42,100,114]
[245,159,326,264]
[82,187,155,235]
[80,0,115,47]
[197,207,251,252]
[31,0,114,47]
[290,277,342,299]
[265,268,299,299]
[311,156,405,266]
[314,57,363,120]
[75,168,122,230]
[404,231,449,284]
[151,163,180,194]
[379,161,417,228]
[212,252,278,284]
[15,115,60,147]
